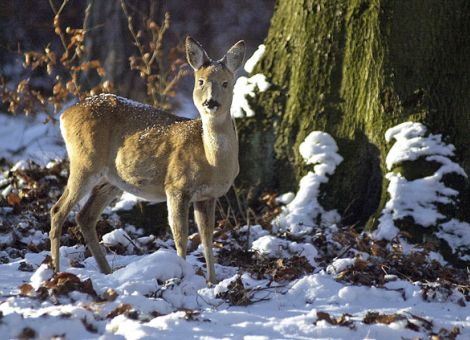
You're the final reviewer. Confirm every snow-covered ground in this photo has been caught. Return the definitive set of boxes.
[0,112,468,339]
[1,246,468,339]
[0,112,65,166]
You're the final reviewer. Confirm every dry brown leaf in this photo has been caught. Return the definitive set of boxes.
[335,270,349,280]
[363,311,405,325]
[44,272,81,289]
[41,272,97,298]
[316,311,355,329]
[370,242,385,257]
[180,308,203,321]
[409,313,433,331]
[316,311,335,324]
[81,279,97,296]
[188,233,201,251]
[354,258,368,271]
[107,303,133,319]
[7,192,21,206]
[19,283,34,297]
[216,276,254,306]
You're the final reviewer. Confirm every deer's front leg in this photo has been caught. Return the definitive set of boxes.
[166,191,190,259]
[194,198,216,284]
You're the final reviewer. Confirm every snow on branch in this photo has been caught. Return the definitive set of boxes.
[231,44,270,118]
[243,44,265,73]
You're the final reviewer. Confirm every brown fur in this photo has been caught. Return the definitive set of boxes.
[50,37,245,283]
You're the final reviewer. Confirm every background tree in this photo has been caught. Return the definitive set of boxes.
[237,0,470,263]
[84,0,274,106]
[85,0,142,99]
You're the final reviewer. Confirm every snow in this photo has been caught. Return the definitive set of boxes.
[5,256,464,340]
[111,192,140,212]
[373,122,470,258]
[11,160,30,171]
[243,44,265,73]
[0,221,469,338]
[112,250,193,286]
[275,191,295,205]
[85,93,155,111]
[385,122,462,172]
[239,224,270,246]
[231,74,270,118]
[251,235,317,266]
[326,258,356,275]
[102,228,136,253]
[273,131,343,236]
[1,184,13,198]
[29,263,53,290]
[0,112,65,165]
[437,219,470,261]
[231,45,271,118]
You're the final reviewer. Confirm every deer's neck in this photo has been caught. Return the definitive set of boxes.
[201,113,238,168]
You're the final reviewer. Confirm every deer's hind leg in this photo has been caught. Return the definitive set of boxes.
[76,182,122,274]
[50,168,100,272]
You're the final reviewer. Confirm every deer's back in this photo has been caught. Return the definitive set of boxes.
[61,94,189,158]
[60,94,210,200]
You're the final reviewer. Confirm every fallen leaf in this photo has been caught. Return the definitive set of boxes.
[316,311,334,324]
[316,311,355,329]
[107,303,133,319]
[363,311,405,325]
[19,283,34,296]
[7,192,21,206]
[42,272,97,298]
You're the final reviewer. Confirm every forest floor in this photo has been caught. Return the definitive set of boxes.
[0,113,469,339]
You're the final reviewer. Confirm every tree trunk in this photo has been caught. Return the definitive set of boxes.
[85,0,167,101]
[237,0,470,262]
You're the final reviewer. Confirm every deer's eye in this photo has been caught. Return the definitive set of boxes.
[222,81,228,88]
[198,79,204,86]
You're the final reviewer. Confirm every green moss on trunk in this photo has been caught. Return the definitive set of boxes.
[238,0,470,234]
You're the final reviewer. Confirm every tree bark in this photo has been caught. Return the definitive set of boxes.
[237,0,470,258]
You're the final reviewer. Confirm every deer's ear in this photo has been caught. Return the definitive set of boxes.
[222,40,245,73]
[186,36,209,70]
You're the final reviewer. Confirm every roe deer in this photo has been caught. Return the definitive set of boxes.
[50,37,245,283]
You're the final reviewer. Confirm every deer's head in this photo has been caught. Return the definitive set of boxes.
[186,36,245,122]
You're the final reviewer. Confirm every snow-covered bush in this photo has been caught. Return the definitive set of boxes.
[373,122,470,261]
[273,131,343,236]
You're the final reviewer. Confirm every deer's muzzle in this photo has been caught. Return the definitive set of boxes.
[203,99,220,111]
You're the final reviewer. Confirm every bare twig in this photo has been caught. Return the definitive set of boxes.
[120,0,188,109]
[231,185,245,220]
[1,0,111,117]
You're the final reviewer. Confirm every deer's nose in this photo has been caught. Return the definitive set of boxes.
[203,99,220,110]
